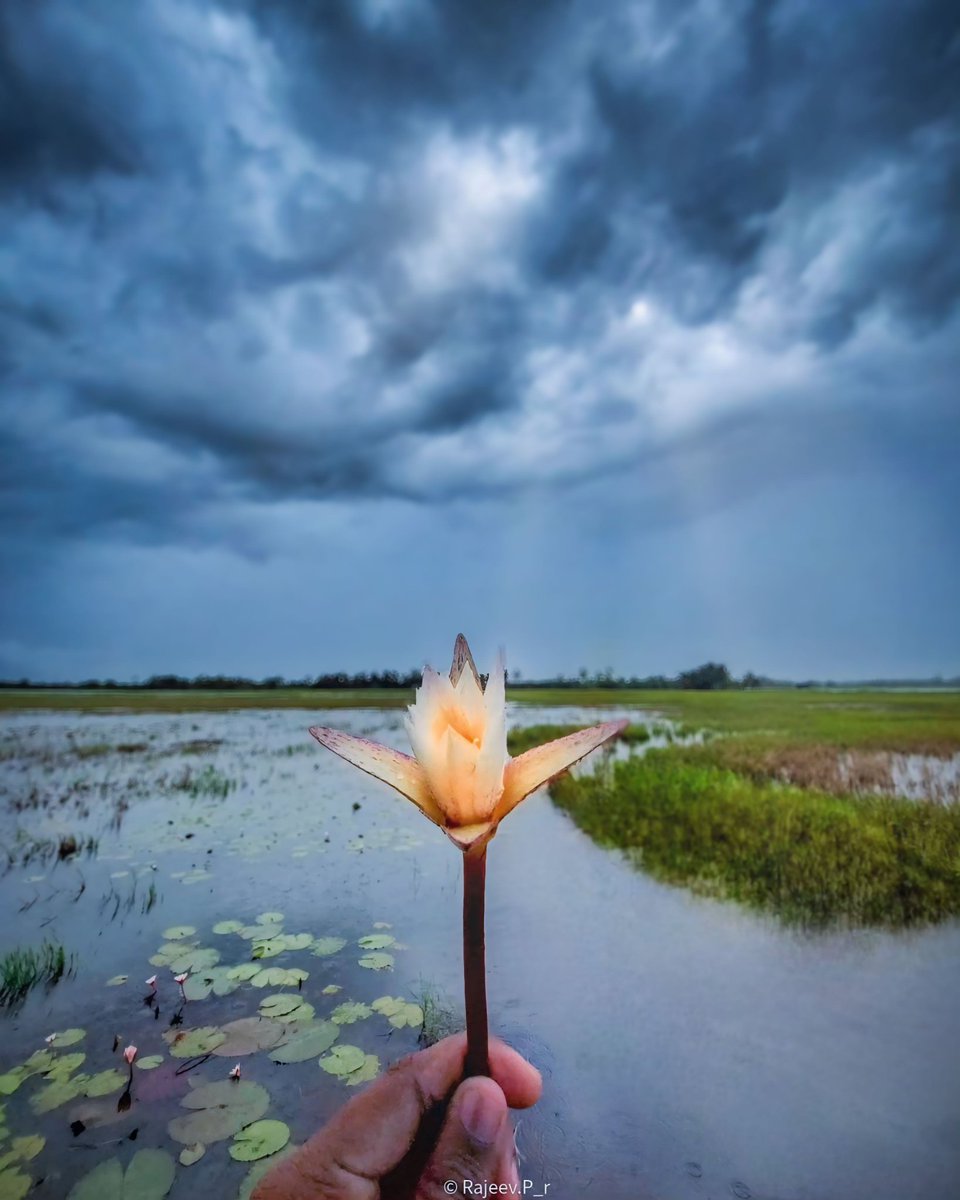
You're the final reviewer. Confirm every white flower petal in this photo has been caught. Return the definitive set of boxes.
[495,719,627,821]
[308,726,443,825]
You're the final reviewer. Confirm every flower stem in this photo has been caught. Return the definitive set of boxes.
[462,844,490,1078]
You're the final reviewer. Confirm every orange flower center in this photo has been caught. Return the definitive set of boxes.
[433,704,484,748]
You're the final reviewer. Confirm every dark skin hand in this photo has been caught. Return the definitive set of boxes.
[252,1034,542,1199]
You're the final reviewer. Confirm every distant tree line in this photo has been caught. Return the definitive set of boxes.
[3,664,957,692]
[0,662,776,692]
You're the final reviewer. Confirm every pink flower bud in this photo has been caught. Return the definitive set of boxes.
[123,1045,138,1065]
[145,975,158,989]
[228,1063,241,1080]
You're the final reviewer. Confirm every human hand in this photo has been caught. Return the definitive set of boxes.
[252,1033,542,1199]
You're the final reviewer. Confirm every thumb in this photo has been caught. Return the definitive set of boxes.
[415,1077,517,1199]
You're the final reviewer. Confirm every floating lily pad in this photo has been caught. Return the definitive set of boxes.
[182,966,241,1001]
[30,1074,89,1114]
[167,947,220,975]
[0,1075,24,1098]
[43,1052,86,1082]
[345,1054,380,1087]
[135,1056,163,1071]
[85,1069,127,1097]
[46,1028,85,1048]
[0,1169,31,1200]
[358,952,394,971]
[322,985,341,996]
[269,1022,339,1063]
[311,937,346,957]
[256,912,284,925]
[66,1148,176,1200]
[250,967,308,989]
[319,1044,366,1077]
[164,1027,226,1059]
[372,997,424,1029]
[358,934,395,950]
[0,1135,44,1166]
[168,1079,269,1145]
[251,933,313,959]
[239,923,282,941]
[179,1144,205,1167]
[212,1018,285,1056]
[212,920,244,935]
[330,1002,372,1026]
[162,926,197,941]
[226,963,262,982]
[106,976,128,986]
[230,1119,290,1162]
[373,922,392,930]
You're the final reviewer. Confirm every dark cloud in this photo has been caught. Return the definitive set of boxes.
[0,0,957,676]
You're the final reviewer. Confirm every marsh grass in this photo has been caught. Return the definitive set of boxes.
[507,722,653,758]
[551,749,960,927]
[413,981,458,1048]
[0,942,72,1007]
[168,763,234,799]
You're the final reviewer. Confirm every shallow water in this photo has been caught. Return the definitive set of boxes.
[1,707,958,1199]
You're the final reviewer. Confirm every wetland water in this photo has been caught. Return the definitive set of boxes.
[1,707,959,1199]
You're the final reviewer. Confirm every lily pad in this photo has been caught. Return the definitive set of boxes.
[212,1018,285,1056]
[358,934,395,950]
[345,1054,380,1087]
[372,997,424,1029]
[30,1074,89,1114]
[178,1144,205,1167]
[164,1027,226,1058]
[319,1045,367,1077]
[85,1069,127,1097]
[46,1028,85,1048]
[168,947,220,975]
[330,1002,372,1026]
[0,1136,44,1168]
[258,994,304,1019]
[229,1119,290,1162]
[43,1052,86,1082]
[212,920,244,935]
[135,1056,163,1071]
[182,966,241,1001]
[311,937,346,957]
[322,984,341,996]
[226,963,262,982]
[239,923,282,941]
[67,1148,176,1200]
[0,1076,25,1099]
[256,912,284,925]
[358,952,394,971]
[162,925,197,941]
[269,1022,339,1063]
[106,976,128,986]
[250,967,308,989]
[0,1169,32,1200]
[168,1079,269,1145]
[251,933,313,959]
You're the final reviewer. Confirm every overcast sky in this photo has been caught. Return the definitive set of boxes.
[1,0,958,683]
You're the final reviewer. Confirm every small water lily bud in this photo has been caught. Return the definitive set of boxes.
[123,1045,138,1065]
[228,1063,241,1080]
[44,1033,57,1045]
[145,975,158,989]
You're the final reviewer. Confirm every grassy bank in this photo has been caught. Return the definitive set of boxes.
[550,747,960,927]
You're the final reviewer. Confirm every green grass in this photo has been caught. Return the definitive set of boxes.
[551,748,960,928]
[0,943,71,1007]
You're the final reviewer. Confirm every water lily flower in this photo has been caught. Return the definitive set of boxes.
[123,1045,138,1065]
[229,1063,241,1080]
[309,634,626,1077]
[44,1033,57,1045]
[309,635,626,852]
[145,975,158,990]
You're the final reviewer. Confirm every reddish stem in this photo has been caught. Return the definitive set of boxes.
[462,844,490,1077]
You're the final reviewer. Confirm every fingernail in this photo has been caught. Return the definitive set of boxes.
[459,1084,504,1146]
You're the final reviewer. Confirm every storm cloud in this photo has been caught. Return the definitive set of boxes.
[1,0,958,679]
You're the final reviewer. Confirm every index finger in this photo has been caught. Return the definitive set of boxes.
[252,1034,541,1199]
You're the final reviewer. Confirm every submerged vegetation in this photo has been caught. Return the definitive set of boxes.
[551,746,960,927]
[0,942,72,1008]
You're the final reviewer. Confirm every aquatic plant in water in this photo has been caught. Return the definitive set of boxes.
[310,634,625,1075]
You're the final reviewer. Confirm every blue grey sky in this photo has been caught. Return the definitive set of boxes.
[1,0,958,682]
